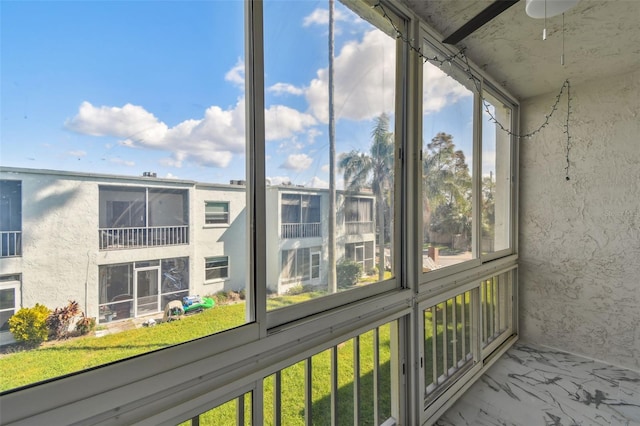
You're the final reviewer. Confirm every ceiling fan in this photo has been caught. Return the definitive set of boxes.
[442,0,580,45]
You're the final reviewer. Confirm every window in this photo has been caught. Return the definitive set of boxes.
[99,186,189,249]
[281,248,311,282]
[346,241,375,273]
[205,256,229,281]
[0,276,20,334]
[0,180,22,257]
[264,0,398,314]
[481,91,513,255]
[345,196,374,234]
[98,257,189,323]
[422,44,476,275]
[205,201,229,225]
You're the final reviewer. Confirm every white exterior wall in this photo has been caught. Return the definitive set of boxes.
[191,184,247,296]
[264,186,376,294]
[519,69,640,370]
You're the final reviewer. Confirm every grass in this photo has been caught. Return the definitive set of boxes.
[182,325,393,426]
[1,290,476,424]
[0,303,247,392]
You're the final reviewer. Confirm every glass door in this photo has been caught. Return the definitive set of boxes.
[310,252,320,281]
[136,268,159,316]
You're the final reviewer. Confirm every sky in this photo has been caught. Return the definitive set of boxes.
[1,1,495,187]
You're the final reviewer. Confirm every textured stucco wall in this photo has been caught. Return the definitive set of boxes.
[519,70,640,370]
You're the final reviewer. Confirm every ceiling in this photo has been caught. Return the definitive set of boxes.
[399,0,640,100]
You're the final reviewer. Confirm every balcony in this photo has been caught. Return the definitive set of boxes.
[346,221,374,235]
[0,231,21,257]
[99,225,189,250]
[281,222,321,239]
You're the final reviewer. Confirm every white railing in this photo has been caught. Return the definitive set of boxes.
[346,221,374,234]
[99,225,189,250]
[0,231,22,257]
[281,222,321,239]
[424,290,475,402]
[181,321,398,425]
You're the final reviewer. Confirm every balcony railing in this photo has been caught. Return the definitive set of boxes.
[281,222,321,239]
[0,231,22,257]
[99,226,189,250]
[346,221,374,235]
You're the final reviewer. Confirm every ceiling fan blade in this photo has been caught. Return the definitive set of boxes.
[443,0,520,45]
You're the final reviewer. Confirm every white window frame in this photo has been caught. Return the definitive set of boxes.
[204,201,230,226]
[0,277,20,344]
[418,27,518,290]
[204,256,229,282]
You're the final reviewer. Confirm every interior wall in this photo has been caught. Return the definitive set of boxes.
[518,69,640,371]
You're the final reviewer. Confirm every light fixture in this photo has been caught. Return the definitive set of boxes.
[525,0,580,19]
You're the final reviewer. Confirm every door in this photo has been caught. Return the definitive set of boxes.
[355,244,365,271]
[136,268,159,316]
[311,251,320,281]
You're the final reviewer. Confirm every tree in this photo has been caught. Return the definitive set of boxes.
[339,113,394,281]
[423,132,472,250]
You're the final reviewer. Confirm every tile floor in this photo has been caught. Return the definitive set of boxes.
[436,342,640,425]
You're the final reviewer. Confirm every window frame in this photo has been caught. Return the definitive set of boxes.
[0,277,20,338]
[205,255,230,282]
[0,2,519,425]
[418,27,518,289]
[204,201,230,226]
[264,0,406,329]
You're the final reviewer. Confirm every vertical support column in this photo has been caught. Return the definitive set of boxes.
[373,327,380,425]
[305,357,313,426]
[353,336,361,426]
[273,373,282,426]
[236,394,245,426]
[331,346,338,426]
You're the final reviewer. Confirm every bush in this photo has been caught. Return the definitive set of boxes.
[47,300,82,339]
[287,284,304,295]
[75,316,96,335]
[8,304,51,347]
[337,260,362,289]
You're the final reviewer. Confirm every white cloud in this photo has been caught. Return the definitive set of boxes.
[225,58,245,88]
[307,176,328,188]
[68,150,86,157]
[66,100,246,169]
[423,63,473,115]
[281,153,313,172]
[302,8,348,27]
[265,105,317,141]
[306,30,396,123]
[66,101,168,142]
[267,176,292,186]
[307,128,322,144]
[321,164,330,173]
[267,83,304,96]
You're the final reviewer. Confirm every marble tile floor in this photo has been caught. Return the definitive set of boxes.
[436,342,640,426]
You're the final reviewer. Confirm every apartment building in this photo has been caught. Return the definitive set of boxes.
[0,167,375,341]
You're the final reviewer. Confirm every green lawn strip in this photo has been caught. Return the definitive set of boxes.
[2,294,396,424]
[0,303,246,391]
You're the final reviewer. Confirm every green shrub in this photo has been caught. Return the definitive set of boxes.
[287,284,305,295]
[75,316,96,335]
[337,260,362,289]
[8,304,51,346]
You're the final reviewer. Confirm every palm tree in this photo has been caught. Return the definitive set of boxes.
[339,113,394,281]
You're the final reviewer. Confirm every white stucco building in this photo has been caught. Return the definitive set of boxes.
[0,167,375,342]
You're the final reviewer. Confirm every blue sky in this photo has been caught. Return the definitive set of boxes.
[1,1,489,186]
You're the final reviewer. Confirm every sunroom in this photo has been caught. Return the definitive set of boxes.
[0,0,638,425]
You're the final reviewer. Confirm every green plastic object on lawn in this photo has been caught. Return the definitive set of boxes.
[183,296,215,314]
